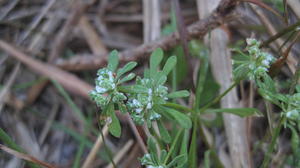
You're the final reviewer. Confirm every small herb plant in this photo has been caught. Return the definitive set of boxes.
[89,48,191,138]
[90,38,300,167]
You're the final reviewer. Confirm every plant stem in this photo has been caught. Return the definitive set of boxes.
[199,81,239,113]
[163,129,183,165]
[260,117,285,168]
[164,102,194,113]
[261,20,300,48]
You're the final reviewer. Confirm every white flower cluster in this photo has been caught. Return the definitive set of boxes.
[246,38,275,80]
[127,77,168,125]
[89,68,126,107]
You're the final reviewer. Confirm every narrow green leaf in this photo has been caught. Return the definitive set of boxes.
[288,125,300,155]
[167,154,187,168]
[178,130,189,168]
[157,120,171,143]
[296,84,300,93]
[160,150,167,162]
[108,50,119,72]
[162,56,177,76]
[119,73,135,83]
[150,48,163,77]
[52,80,86,123]
[204,150,211,168]
[257,88,281,106]
[147,137,157,154]
[107,104,121,137]
[205,108,263,117]
[153,72,167,86]
[147,137,159,164]
[167,90,190,99]
[161,107,192,129]
[116,62,137,79]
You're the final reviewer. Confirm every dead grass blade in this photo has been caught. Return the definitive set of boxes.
[82,125,109,168]
[197,0,251,167]
[0,40,93,98]
[0,144,57,168]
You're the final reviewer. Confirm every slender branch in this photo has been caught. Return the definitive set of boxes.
[55,0,238,71]
[199,81,239,113]
[260,117,285,168]
[260,20,300,48]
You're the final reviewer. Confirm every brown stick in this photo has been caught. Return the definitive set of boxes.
[55,0,238,71]
[0,144,57,168]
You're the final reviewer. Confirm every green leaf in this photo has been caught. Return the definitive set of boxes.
[161,107,192,129]
[205,108,263,117]
[144,69,150,78]
[233,64,250,81]
[147,137,159,164]
[107,104,121,137]
[204,150,211,168]
[296,84,300,93]
[258,88,281,107]
[118,103,127,114]
[147,137,157,154]
[160,150,167,162]
[167,90,189,99]
[167,154,187,168]
[150,48,164,77]
[288,125,300,155]
[154,72,167,86]
[119,73,135,83]
[116,62,137,79]
[108,50,119,72]
[162,56,177,76]
[157,120,171,143]
[178,130,189,168]
[118,85,148,94]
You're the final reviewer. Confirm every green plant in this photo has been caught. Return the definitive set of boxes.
[89,43,273,167]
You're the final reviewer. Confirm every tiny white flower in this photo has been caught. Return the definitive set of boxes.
[150,113,161,120]
[262,59,270,66]
[133,99,141,106]
[96,86,107,93]
[135,108,143,113]
[146,102,152,109]
[148,88,152,95]
[108,71,114,82]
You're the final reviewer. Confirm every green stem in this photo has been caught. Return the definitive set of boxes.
[260,117,285,168]
[163,102,194,113]
[198,122,224,168]
[163,129,183,165]
[289,62,300,95]
[199,81,239,113]
[188,114,198,168]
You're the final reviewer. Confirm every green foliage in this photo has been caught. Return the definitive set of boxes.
[90,49,190,137]
[205,108,263,117]
[89,43,281,168]
[233,38,275,81]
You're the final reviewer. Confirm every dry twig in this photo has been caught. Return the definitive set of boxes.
[55,0,238,71]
